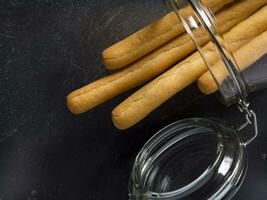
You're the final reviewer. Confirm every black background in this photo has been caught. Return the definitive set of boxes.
[0,0,267,199]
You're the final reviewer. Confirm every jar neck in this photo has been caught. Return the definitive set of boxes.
[165,0,248,106]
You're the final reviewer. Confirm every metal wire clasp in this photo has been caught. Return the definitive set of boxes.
[237,99,258,146]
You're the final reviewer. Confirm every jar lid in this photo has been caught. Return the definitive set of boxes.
[129,118,247,200]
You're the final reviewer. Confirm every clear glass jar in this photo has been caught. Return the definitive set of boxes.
[129,0,267,199]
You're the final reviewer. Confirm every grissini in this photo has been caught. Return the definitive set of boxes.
[102,0,234,70]
[67,0,265,115]
[197,30,267,95]
[112,5,267,130]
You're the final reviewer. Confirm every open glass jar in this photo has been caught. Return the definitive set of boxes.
[129,0,267,199]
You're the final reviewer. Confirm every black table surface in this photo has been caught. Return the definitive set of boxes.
[1,0,267,199]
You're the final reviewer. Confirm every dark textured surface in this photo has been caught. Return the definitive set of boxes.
[0,0,267,199]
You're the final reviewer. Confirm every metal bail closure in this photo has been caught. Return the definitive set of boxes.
[237,99,258,146]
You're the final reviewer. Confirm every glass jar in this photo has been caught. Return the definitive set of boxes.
[129,0,267,199]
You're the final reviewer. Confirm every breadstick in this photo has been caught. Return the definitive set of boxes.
[112,5,267,130]
[102,0,233,70]
[67,0,266,115]
[197,31,267,95]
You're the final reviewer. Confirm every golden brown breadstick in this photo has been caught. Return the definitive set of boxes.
[67,0,266,115]
[112,5,267,130]
[102,0,233,70]
[197,31,267,95]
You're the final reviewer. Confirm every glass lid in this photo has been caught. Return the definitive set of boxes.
[129,118,247,200]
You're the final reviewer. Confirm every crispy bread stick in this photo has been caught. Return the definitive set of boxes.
[67,0,267,114]
[102,0,233,70]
